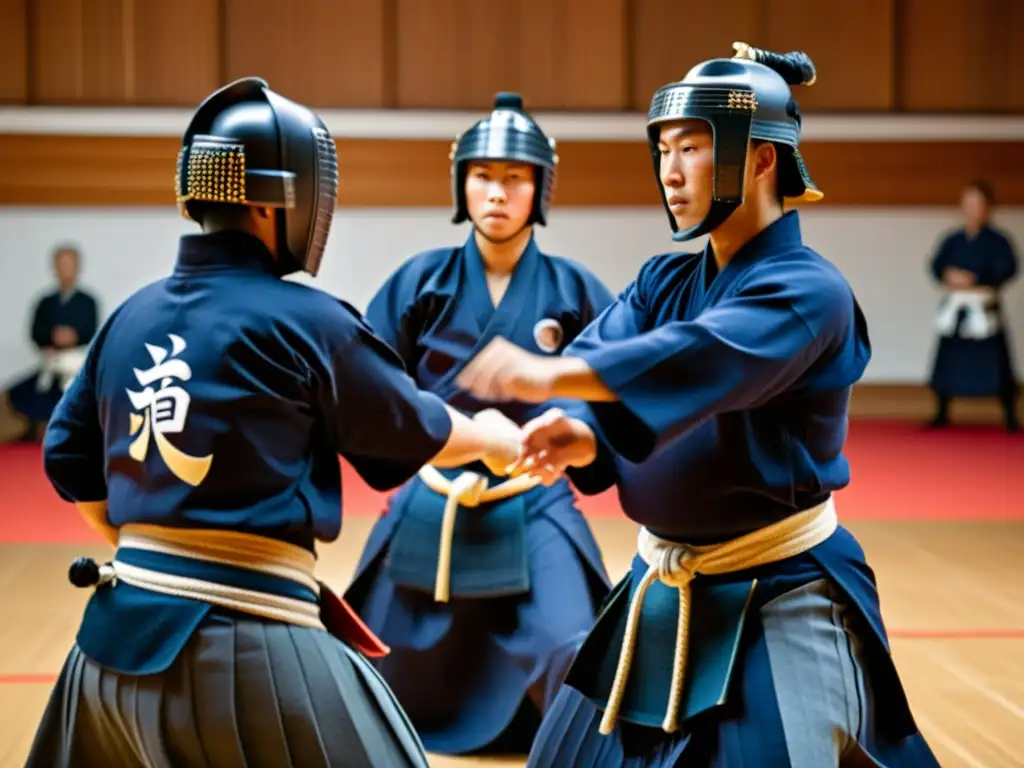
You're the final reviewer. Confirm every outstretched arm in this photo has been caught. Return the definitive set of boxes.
[431,404,521,472]
[323,320,520,491]
[459,264,857,464]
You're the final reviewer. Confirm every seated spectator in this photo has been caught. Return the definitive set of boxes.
[0,244,100,443]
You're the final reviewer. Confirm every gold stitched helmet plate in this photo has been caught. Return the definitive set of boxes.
[175,139,248,211]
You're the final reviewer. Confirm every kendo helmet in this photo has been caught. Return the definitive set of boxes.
[175,77,339,277]
[647,42,822,242]
[450,92,558,227]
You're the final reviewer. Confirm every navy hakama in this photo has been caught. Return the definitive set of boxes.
[527,538,938,768]
[30,616,429,768]
[347,471,609,754]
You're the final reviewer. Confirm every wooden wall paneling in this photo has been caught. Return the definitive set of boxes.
[557,0,628,110]
[503,0,629,111]
[511,0,629,111]
[394,0,461,108]
[395,0,627,111]
[224,0,388,108]
[336,139,450,206]
[1006,0,1024,112]
[2,135,1023,208]
[0,135,180,205]
[898,0,1024,112]
[629,0,762,111]
[27,0,220,105]
[29,0,129,104]
[797,140,1024,206]
[898,0,983,111]
[0,0,28,103]
[13,0,1024,112]
[130,0,221,105]
[517,0,562,109]
[552,140,659,205]
[761,0,895,111]
[450,0,525,109]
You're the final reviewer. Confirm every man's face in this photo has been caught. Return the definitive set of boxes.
[657,119,716,232]
[465,161,536,241]
[961,187,989,230]
[54,249,79,287]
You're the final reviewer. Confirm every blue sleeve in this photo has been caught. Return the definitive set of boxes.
[42,341,108,503]
[364,265,422,371]
[578,270,618,325]
[30,295,52,349]
[560,399,620,495]
[74,293,100,345]
[929,236,953,282]
[564,263,850,464]
[990,234,1019,287]
[320,317,452,492]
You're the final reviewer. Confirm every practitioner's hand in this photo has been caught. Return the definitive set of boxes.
[512,408,598,487]
[456,337,557,403]
[52,325,78,348]
[473,408,524,475]
[944,267,976,289]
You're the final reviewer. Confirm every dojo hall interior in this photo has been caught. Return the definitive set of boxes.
[0,3,1022,767]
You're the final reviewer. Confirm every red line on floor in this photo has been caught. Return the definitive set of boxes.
[0,674,57,684]
[888,628,1024,640]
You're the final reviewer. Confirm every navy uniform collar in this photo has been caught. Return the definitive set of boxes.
[704,209,803,270]
[174,230,278,274]
[962,224,993,241]
[700,210,805,294]
[462,229,542,272]
[748,209,803,252]
[461,229,542,331]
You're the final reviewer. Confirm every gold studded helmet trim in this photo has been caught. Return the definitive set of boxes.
[175,136,298,220]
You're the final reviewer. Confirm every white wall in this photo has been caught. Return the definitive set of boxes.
[1,204,1022,385]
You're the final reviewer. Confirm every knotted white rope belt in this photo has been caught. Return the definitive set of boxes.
[92,523,326,630]
[598,498,839,737]
[417,465,540,603]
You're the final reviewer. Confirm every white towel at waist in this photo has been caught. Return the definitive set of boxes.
[935,288,1000,339]
[36,346,89,392]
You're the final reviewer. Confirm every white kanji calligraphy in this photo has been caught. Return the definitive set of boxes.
[126,334,213,486]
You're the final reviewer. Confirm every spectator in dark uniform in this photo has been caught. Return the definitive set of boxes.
[927,181,1020,432]
[0,244,99,443]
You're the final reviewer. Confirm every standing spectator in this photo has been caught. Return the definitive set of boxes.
[927,181,1020,432]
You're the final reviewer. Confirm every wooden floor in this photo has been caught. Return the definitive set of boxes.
[1,517,1022,768]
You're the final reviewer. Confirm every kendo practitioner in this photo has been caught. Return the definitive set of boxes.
[344,92,614,757]
[26,78,524,768]
[0,244,99,444]
[457,45,940,767]
[927,179,1020,432]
